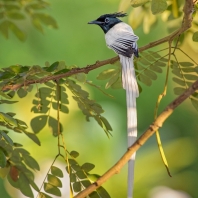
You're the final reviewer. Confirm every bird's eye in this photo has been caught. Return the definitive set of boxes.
[105,18,110,23]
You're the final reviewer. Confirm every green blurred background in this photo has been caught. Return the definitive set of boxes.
[0,0,198,197]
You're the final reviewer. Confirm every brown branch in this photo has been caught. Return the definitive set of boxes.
[1,0,194,92]
[74,78,198,198]
[2,57,119,91]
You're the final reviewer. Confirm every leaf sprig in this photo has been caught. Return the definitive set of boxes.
[0,0,57,41]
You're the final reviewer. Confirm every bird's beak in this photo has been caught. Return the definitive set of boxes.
[88,20,103,25]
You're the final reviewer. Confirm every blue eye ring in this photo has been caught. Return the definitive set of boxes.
[105,18,110,23]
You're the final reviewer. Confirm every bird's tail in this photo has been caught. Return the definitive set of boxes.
[119,55,139,198]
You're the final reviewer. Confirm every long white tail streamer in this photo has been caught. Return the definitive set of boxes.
[119,54,139,198]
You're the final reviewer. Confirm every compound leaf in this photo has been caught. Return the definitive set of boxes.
[44,183,61,197]
[51,166,63,178]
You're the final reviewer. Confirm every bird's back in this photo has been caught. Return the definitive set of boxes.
[105,22,139,58]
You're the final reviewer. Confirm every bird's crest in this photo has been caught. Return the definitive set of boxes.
[100,12,127,19]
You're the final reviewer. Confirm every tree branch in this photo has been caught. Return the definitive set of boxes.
[74,78,198,198]
[1,0,194,92]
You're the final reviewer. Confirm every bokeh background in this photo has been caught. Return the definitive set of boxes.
[0,0,198,197]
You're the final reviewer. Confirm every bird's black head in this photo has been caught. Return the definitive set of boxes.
[88,12,127,34]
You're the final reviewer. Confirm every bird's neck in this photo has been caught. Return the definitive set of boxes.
[101,20,122,34]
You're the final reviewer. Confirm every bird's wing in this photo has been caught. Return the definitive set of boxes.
[105,23,139,58]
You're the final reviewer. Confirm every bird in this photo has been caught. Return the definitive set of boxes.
[88,12,139,198]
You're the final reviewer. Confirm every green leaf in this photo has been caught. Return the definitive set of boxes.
[136,62,145,70]
[73,182,81,192]
[29,179,40,192]
[17,88,28,98]
[71,164,81,172]
[32,18,43,33]
[174,87,186,95]
[0,112,18,126]
[30,115,48,133]
[23,155,40,171]
[38,192,53,198]
[81,180,92,187]
[32,13,58,29]
[181,67,196,73]
[171,60,179,68]
[131,0,149,7]
[9,21,26,41]
[4,5,20,11]
[89,191,100,198]
[97,69,119,80]
[48,116,63,137]
[18,172,34,198]
[74,73,87,83]
[13,143,23,147]
[111,77,122,89]
[179,62,194,67]
[53,68,70,75]
[184,74,198,80]
[97,186,111,198]
[31,104,50,114]
[81,163,95,172]
[70,150,79,158]
[87,173,100,182]
[8,91,15,98]
[0,148,6,168]
[148,51,161,58]
[23,131,41,146]
[0,92,12,99]
[105,73,119,89]
[47,174,62,187]
[100,116,112,131]
[192,31,198,42]
[192,66,198,73]
[138,73,152,86]
[7,12,25,20]
[44,81,55,88]
[1,131,13,146]
[192,91,198,99]
[70,173,76,182]
[138,57,150,65]
[155,61,166,67]
[45,61,59,72]
[44,183,61,196]
[59,92,69,104]
[141,51,156,62]
[150,64,163,73]
[60,104,69,113]
[0,166,9,178]
[51,166,63,178]
[17,148,30,155]
[151,0,168,14]
[16,119,28,128]
[0,20,9,39]
[191,98,198,111]
[172,69,182,78]
[144,69,157,80]
[26,3,49,10]
[0,99,18,104]
[68,158,77,165]
[0,140,13,157]
[172,77,185,86]
[0,70,15,80]
[76,171,87,179]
